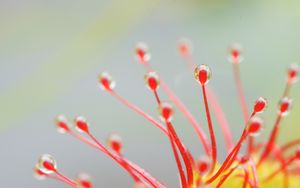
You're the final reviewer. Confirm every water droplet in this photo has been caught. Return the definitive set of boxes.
[75,116,89,133]
[194,64,212,86]
[76,173,93,188]
[144,72,160,91]
[158,102,174,122]
[98,72,116,91]
[135,42,151,63]
[278,97,292,117]
[107,133,123,154]
[37,154,57,174]
[288,63,299,84]
[228,43,243,64]
[248,117,263,137]
[254,97,267,113]
[55,115,70,134]
[178,38,192,56]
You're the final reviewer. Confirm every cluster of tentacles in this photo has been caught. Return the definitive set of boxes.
[34,40,300,188]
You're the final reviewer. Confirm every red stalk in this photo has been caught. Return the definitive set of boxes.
[207,88,234,153]
[249,159,258,188]
[216,165,239,188]
[232,63,258,157]
[282,82,291,97]
[109,90,168,135]
[166,122,194,187]
[247,111,257,155]
[234,174,256,188]
[242,168,249,188]
[54,170,77,187]
[153,90,161,104]
[232,63,249,123]
[166,126,188,188]
[48,174,76,187]
[257,114,282,167]
[201,85,217,172]
[205,142,242,184]
[119,155,141,182]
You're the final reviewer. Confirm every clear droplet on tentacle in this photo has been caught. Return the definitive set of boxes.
[194,64,212,86]
[37,154,57,174]
[248,117,264,137]
[253,97,268,113]
[158,102,174,122]
[278,97,292,117]
[135,42,151,63]
[76,173,93,188]
[144,72,160,91]
[98,72,116,91]
[107,133,123,154]
[228,43,243,64]
[55,115,70,134]
[178,38,193,56]
[74,116,90,133]
[287,63,299,84]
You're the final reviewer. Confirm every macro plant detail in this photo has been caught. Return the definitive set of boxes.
[33,40,300,188]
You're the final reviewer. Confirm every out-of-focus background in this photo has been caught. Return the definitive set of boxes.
[0,0,299,187]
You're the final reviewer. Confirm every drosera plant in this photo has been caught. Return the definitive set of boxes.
[34,39,300,188]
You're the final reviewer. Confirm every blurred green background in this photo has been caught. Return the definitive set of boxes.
[0,0,299,187]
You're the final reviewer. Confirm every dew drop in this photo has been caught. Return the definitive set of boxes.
[98,72,116,91]
[288,63,299,84]
[144,72,160,91]
[228,43,243,64]
[158,102,174,122]
[75,116,89,133]
[55,115,70,134]
[76,173,93,188]
[37,154,57,174]
[278,97,292,117]
[107,133,123,154]
[135,42,151,63]
[194,64,212,86]
[178,38,192,56]
[253,97,267,113]
[248,117,263,137]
